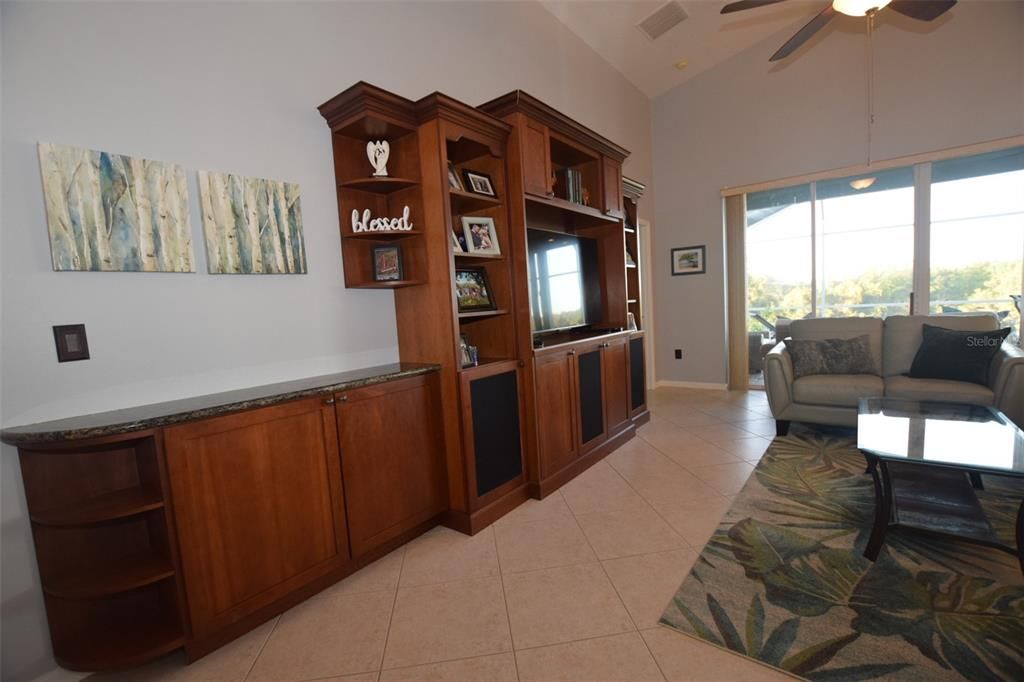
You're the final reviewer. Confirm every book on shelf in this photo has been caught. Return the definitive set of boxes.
[554,168,584,205]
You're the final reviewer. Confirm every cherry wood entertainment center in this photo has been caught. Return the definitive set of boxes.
[2,83,649,672]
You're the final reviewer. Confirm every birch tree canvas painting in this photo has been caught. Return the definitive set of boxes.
[38,142,194,272]
[197,171,307,274]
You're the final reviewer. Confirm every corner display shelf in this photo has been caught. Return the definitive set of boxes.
[320,84,528,535]
[16,431,186,671]
[623,177,645,330]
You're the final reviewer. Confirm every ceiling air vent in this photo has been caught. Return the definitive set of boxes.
[636,1,688,41]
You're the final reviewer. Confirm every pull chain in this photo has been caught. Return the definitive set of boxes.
[866,12,875,166]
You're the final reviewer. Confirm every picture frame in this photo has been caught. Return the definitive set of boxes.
[461,216,501,256]
[454,267,496,312]
[461,169,497,197]
[371,244,403,281]
[52,324,90,362]
[451,229,465,253]
[447,161,464,192]
[671,245,706,276]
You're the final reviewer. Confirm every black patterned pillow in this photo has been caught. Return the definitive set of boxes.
[783,335,876,379]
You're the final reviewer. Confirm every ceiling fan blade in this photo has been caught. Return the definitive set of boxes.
[721,0,789,14]
[770,4,837,62]
[888,0,957,21]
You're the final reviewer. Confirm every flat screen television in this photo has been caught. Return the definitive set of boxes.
[527,228,601,333]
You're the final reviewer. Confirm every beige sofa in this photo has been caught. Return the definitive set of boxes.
[765,314,1024,434]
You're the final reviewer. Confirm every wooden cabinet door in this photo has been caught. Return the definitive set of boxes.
[601,157,624,218]
[575,344,607,454]
[335,374,446,557]
[522,119,552,197]
[629,336,647,416]
[603,336,631,436]
[461,363,524,505]
[534,351,578,478]
[164,397,349,638]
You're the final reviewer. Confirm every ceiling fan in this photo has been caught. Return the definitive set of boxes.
[721,0,957,61]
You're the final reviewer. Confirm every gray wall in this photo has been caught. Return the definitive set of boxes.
[0,2,651,679]
[651,1,1024,385]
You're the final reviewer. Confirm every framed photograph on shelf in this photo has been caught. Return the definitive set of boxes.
[451,229,465,253]
[461,169,496,197]
[671,245,705,276]
[461,216,501,256]
[454,267,496,312]
[447,162,464,192]
[371,244,403,281]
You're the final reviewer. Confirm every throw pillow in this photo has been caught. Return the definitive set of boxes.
[908,324,1010,386]
[783,335,876,379]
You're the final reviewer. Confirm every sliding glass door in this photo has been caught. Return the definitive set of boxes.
[741,144,1024,387]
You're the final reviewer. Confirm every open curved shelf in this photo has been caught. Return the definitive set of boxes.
[339,177,418,193]
[31,488,164,527]
[343,229,422,241]
[46,555,176,600]
[454,251,504,261]
[55,613,183,672]
[449,189,502,213]
[351,279,424,289]
[458,308,509,320]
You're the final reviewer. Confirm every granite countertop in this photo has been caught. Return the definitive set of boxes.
[1,362,440,446]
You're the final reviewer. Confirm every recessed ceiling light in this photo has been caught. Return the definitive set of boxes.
[675,59,689,71]
[850,177,876,190]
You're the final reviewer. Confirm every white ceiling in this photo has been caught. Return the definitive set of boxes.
[540,0,827,98]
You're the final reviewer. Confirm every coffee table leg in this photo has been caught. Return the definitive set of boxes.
[1017,498,1024,576]
[969,472,984,490]
[864,456,892,562]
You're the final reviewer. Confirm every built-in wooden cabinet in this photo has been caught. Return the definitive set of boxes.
[163,396,350,639]
[522,119,552,197]
[602,157,624,218]
[630,335,647,418]
[334,373,446,557]
[603,335,632,436]
[533,350,578,478]
[576,345,607,454]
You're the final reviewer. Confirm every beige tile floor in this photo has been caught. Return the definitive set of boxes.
[93,387,796,682]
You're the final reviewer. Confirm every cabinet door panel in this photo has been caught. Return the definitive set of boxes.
[534,352,577,477]
[466,368,523,500]
[336,374,446,557]
[164,397,348,637]
[602,157,623,217]
[576,347,606,453]
[604,337,631,436]
[523,120,552,197]
[630,337,647,415]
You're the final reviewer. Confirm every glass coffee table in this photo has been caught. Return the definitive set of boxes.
[857,398,1024,574]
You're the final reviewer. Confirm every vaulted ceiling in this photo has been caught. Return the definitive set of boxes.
[540,1,833,98]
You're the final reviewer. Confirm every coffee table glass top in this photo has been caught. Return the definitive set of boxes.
[857,398,1024,477]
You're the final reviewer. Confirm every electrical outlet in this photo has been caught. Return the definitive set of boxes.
[674,348,682,360]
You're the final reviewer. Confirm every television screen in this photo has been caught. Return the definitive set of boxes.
[527,229,600,333]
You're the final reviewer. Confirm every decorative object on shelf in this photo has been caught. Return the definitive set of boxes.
[461,216,501,256]
[198,171,306,274]
[461,169,496,197]
[38,142,195,272]
[447,161,465,191]
[454,267,496,312]
[366,140,390,177]
[625,249,636,267]
[459,334,479,368]
[554,167,585,205]
[627,312,638,331]
[451,230,465,253]
[671,245,706,276]
[52,324,90,362]
[351,206,414,233]
[371,245,403,282]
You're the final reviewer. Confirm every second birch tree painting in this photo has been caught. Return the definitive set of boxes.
[198,171,307,274]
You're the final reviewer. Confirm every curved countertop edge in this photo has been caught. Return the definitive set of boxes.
[1,362,440,447]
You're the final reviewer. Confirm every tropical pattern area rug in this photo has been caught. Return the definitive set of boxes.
[659,433,1024,681]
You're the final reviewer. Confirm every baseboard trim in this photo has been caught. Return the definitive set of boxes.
[655,380,729,390]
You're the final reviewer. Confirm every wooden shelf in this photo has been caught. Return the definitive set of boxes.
[624,227,636,234]
[458,308,509,320]
[459,358,518,375]
[56,611,183,672]
[626,263,636,269]
[627,299,638,304]
[525,194,620,226]
[339,177,418,193]
[450,189,502,213]
[343,229,422,241]
[454,251,504,261]
[46,555,175,600]
[350,279,424,289]
[31,488,164,527]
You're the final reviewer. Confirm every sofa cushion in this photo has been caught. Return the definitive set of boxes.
[789,317,883,375]
[882,314,998,377]
[884,375,994,406]
[784,335,876,378]
[908,324,1011,386]
[793,374,884,408]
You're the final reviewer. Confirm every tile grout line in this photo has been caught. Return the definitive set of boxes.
[376,547,409,676]
[632,424,755,498]
[242,614,281,681]
[492,514,522,682]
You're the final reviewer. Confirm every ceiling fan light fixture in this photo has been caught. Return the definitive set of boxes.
[832,0,892,16]
[850,177,877,190]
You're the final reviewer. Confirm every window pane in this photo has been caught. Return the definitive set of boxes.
[746,184,812,333]
[930,147,1024,342]
[815,167,915,318]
